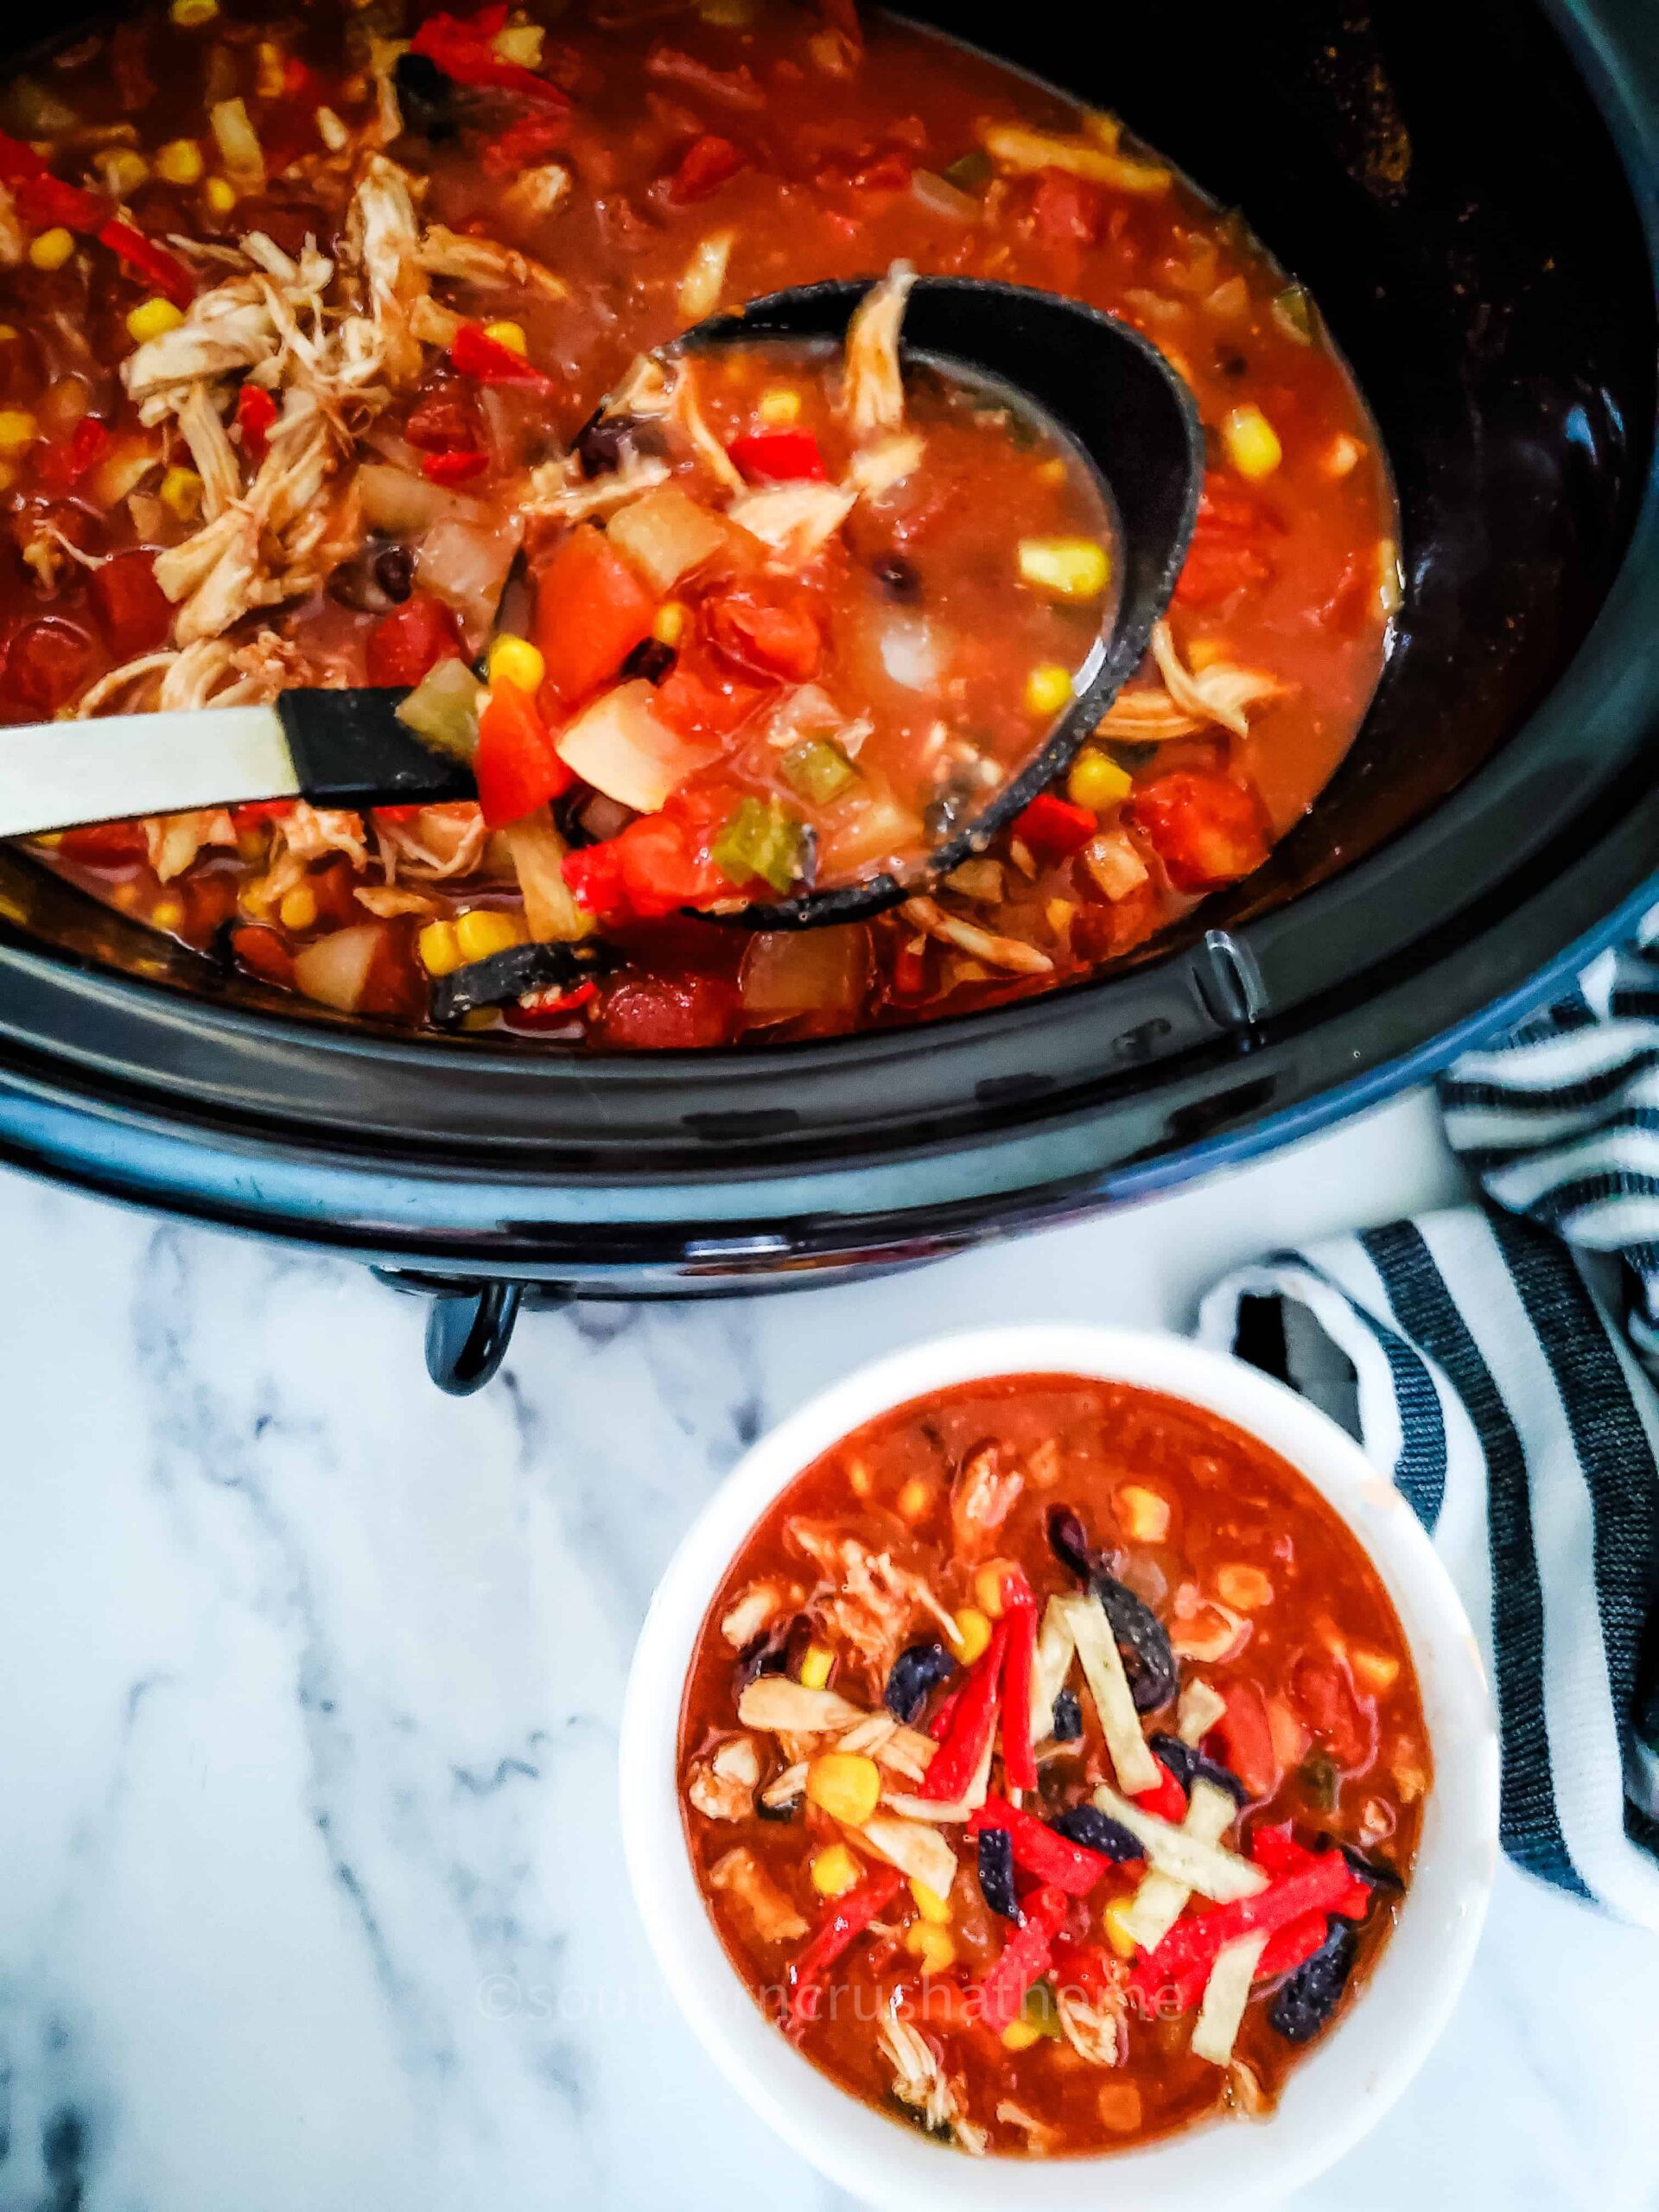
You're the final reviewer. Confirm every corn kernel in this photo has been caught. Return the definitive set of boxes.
[1046,896,1077,934]
[486,633,545,693]
[845,1454,872,1498]
[203,176,237,215]
[1186,635,1228,670]
[652,600,688,647]
[904,1923,957,1974]
[159,465,203,520]
[949,1606,992,1665]
[895,1475,932,1522]
[95,149,149,200]
[0,325,16,342]
[1116,1484,1171,1544]
[31,830,61,847]
[1001,2017,1044,2051]
[759,385,802,427]
[1216,1562,1273,1611]
[810,1842,861,1897]
[482,318,528,356]
[1024,663,1074,718]
[126,297,186,345]
[804,1751,881,1827]
[1097,2082,1144,2132]
[418,920,464,976]
[1067,747,1132,812]
[1323,432,1363,480]
[156,137,205,186]
[493,20,544,65]
[1221,402,1282,480]
[0,410,38,454]
[1103,1897,1140,1959]
[1034,455,1066,486]
[170,0,219,22]
[1017,535,1111,601]
[1351,1646,1401,1694]
[798,1643,834,1692]
[150,899,184,931]
[278,884,319,934]
[909,1878,951,1924]
[454,907,524,963]
[29,228,76,273]
[461,1007,496,1031]
[973,1560,1015,1618]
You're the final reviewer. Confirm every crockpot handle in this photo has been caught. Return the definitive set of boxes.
[424,1280,524,1394]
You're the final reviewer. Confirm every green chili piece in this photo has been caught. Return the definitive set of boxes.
[781,735,858,806]
[712,796,805,893]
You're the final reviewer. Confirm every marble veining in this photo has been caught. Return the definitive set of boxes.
[0,1092,1653,2211]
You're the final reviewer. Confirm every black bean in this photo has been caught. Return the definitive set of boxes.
[976,1827,1021,1920]
[1050,1688,1083,1742]
[1268,1922,1358,2042]
[1046,1505,1103,1583]
[392,50,456,140]
[1329,1840,1403,1900]
[883,1640,956,1727]
[1047,1803,1144,1863]
[328,538,411,614]
[373,543,414,604]
[621,636,677,685]
[573,410,664,480]
[1092,1569,1178,1713]
[872,553,920,601]
[429,939,613,1027]
[1149,1732,1249,1808]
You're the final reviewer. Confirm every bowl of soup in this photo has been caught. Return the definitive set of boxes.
[620,1324,1497,2206]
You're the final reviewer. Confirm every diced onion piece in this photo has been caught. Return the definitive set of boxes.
[981,122,1171,195]
[292,925,382,1014]
[736,1679,867,1734]
[1028,1595,1077,1737]
[504,808,594,942]
[815,783,924,877]
[1090,1780,1268,1902]
[1191,1930,1269,2067]
[740,925,870,1018]
[606,484,732,594]
[1082,830,1149,902]
[555,680,715,814]
[858,1813,958,1900]
[359,461,481,537]
[210,97,265,186]
[1055,1591,1160,1795]
[1175,1678,1228,1746]
[876,611,941,690]
[727,480,856,562]
[395,657,482,760]
[1116,1778,1237,1950]
[88,432,161,511]
[678,229,734,322]
[416,514,523,652]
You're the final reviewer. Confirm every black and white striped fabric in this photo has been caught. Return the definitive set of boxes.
[1198,903,1659,1928]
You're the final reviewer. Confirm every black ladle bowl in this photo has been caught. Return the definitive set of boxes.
[667,276,1204,930]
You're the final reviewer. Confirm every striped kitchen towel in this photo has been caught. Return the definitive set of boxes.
[1198,902,1659,1928]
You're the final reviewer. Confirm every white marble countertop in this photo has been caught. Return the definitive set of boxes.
[0,1088,1653,2211]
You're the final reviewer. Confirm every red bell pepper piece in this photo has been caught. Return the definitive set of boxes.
[450,322,556,393]
[422,448,489,486]
[1128,1849,1371,2013]
[925,1682,963,1743]
[480,111,570,178]
[705,584,823,683]
[1135,1753,1187,1826]
[968,1796,1109,1897]
[1254,1908,1332,1981]
[667,133,747,204]
[998,1568,1039,1792]
[365,593,464,688]
[534,524,658,708]
[1212,1680,1281,1802]
[99,219,194,307]
[473,679,573,830]
[34,416,109,495]
[786,1864,904,2034]
[1014,791,1097,858]
[87,548,172,657]
[977,1884,1067,2034]
[234,382,278,464]
[16,171,101,232]
[726,429,829,483]
[408,4,570,104]
[915,1621,1007,1803]
[562,798,728,923]
[0,132,43,186]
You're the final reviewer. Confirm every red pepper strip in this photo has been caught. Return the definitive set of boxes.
[998,1568,1039,1792]
[727,429,829,484]
[408,6,571,105]
[968,1796,1109,1898]
[474,679,573,829]
[16,171,102,232]
[235,382,278,463]
[1128,1851,1369,2014]
[914,1620,1008,1802]
[1135,1753,1187,1825]
[422,448,489,486]
[786,1864,903,2035]
[0,131,44,185]
[1255,1909,1332,1982]
[1014,791,1097,857]
[450,321,556,393]
[925,1682,964,1743]
[99,219,194,307]
[510,978,597,1027]
[977,1884,1068,2034]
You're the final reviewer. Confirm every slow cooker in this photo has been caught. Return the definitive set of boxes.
[0,0,1655,1389]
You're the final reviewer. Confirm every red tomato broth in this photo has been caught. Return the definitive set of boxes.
[677,1375,1431,2158]
[2,0,1395,1040]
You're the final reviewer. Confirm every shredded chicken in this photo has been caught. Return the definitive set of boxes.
[1097,619,1284,743]
[846,431,924,499]
[505,162,572,224]
[1228,2058,1274,2120]
[416,223,568,298]
[720,1580,791,1649]
[950,1442,1023,1560]
[146,808,237,882]
[686,1733,761,1821]
[843,261,915,442]
[1055,1977,1128,2068]
[373,802,490,881]
[274,803,372,871]
[346,154,431,390]
[728,480,856,563]
[524,451,672,522]
[995,2101,1059,2155]
[902,895,1053,977]
[355,884,441,918]
[787,1519,957,1674]
[880,2011,986,2154]
[707,1847,810,1945]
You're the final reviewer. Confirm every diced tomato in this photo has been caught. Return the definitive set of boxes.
[705,584,823,683]
[231,924,296,988]
[365,593,464,688]
[533,524,658,708]
[726,429,829,484]
[35,417,111,496]
[1287,1651,1374,1771]
[1032,168,1106,246]
[1014,791,1096,858]
[408,3,569,103]
[1211,1681,1281,1802]
[404,380,482,454]
[652,639,769,741]
[5,619,95,715]
[422,449,488,486]
[56,820,148,863]
[596,971,740,1049]
[234,382,278,463]
[1173,486,1276,609]
[563,794,728,922]
[1128,771,1270,892]
[480,111,571,178]
[449,322,556,393]
[472,679,573,829]
[87,550,173,658]
[667,132,747,204]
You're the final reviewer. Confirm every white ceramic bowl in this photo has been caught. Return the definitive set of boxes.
[620,1324,1498,2211]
